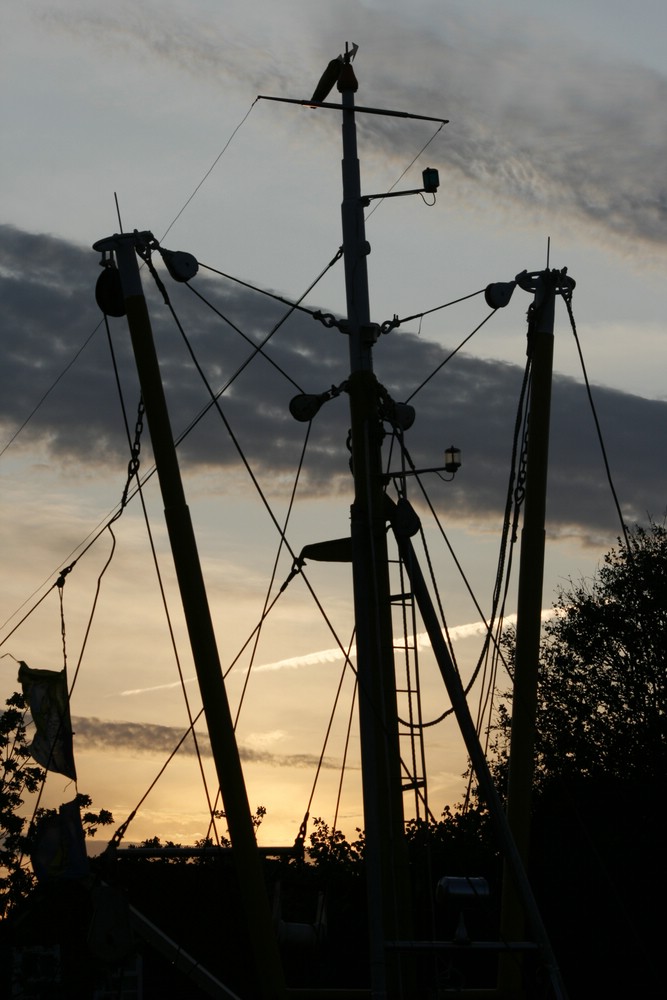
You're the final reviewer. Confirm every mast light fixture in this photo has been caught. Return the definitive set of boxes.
[361,166,440,206]
[444,446,461,475]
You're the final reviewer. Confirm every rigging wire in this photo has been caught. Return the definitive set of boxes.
[199,257,485,338]
[394,287,486,328]
[364,122,445,222]
[0,323,103,461]
[67,527,117,700]
[6,90,636,875]
[0,236,343,646]
[94,253,375,844]
[405,308,498,403]
[105,315,223,844]
[203,423,313,841]
[144,256,306,572]
[15,533,119,880]
[189,242,344,392]
[161,242,344,450]
[149,259,378,718]
[103,708,209,852]
[198,248,343,330]
[15,577,79,884]
[564,295,632,552]
[187,282,305,392]
[392,348,531,738]
[461,361,532,809]
[0,100,259,466]
[159,99,259,244]
[297,629,357,848]
[0,270,492,648]
[104,588,289,848]
[331,649,358,835]
[232,423,312,730]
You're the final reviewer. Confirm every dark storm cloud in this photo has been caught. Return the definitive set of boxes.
[71,715,336,769]
[1,225,665,541]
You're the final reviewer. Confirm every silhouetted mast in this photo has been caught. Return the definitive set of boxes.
[92,231,286,1000]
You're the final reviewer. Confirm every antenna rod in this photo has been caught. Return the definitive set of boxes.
[114,192,124,233]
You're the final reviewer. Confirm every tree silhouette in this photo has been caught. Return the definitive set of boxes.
[490,520,667,995]
[0,692,45,917]
[495,519,667,790]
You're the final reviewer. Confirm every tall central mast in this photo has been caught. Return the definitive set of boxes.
[337,54,411,998]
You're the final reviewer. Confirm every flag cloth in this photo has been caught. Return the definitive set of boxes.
[30,799,89,881]
[18,661,77,780]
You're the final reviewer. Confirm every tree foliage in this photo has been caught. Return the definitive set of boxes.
[496,520,667,790]
[307,817,365,874]
[0,692,46,915]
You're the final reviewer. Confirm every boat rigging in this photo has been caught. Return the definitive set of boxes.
[9,41,638,1000]
[87,45,571,1000]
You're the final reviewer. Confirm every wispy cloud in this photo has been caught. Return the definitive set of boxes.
[251,609,555,673]
[41,1,667,250]
[71,715,337,769]
[119,678,196,697]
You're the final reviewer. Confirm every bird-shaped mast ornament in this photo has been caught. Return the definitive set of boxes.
[310,42,358,103]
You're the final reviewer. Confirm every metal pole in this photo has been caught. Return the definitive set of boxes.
[499,269,567,995]
[337,62,412,998]
[93,232,285,1000]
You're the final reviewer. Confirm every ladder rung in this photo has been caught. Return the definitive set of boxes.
[401,779,425,792]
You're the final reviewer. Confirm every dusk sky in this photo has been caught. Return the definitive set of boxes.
[1,0,666,847]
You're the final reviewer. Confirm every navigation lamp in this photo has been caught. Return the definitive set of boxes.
[422,168,440,193]
[444,445,461,474]
[484,280,516,310]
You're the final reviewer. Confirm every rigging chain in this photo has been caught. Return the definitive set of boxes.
[199,256,485,338]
